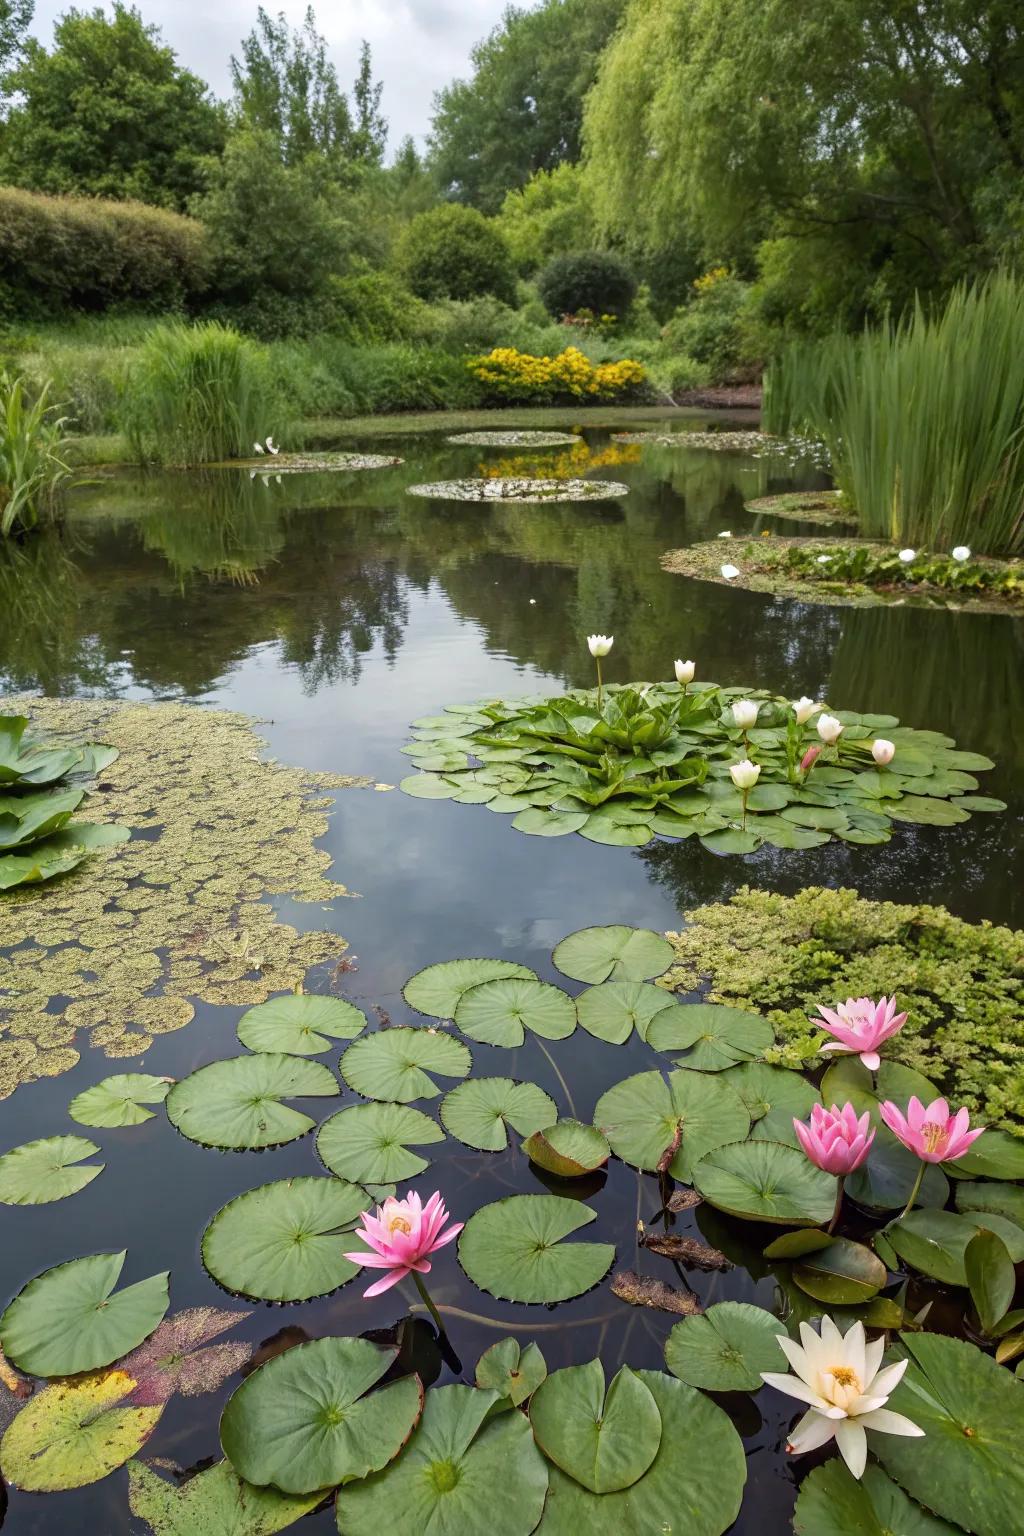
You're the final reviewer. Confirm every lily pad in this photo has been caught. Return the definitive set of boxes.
[404,958,537,1019]
[165,1054,339,1150]
[593,1068,750,1182]
[202,1177,372,1302]
[512,807,589,836]
[886,1208,1024,1284]
[721,1062,821,1144]
[0,1251,169,1377]
[237,994,366,1054]
[0,1370,162,1492]
[794,1460,961,1535]
[523,1120,610,1177]
[0,1134,103,1204]
[530,1360,661,1494]
[119,1307,253,1405]
[664,1302,786,1391]
[552,926,674,984]
[340,1029,471,1102]
[693,1140,837,1225]
[792,1237,887,1304]
[454,978,576,1046]
[440,1078,557,1152]
[69,1073,172,1128]
[955,1180,1024,1227]
[534,1370,745,1536]
[947,1130,1024,1180]
[575,982,680,1044]
[475,1339,547,1406]
[334,1382,549,1536]
[219,1336,423,1496]
[458,1195,614,1304]
[317,1102,444,1185]
[847,1137,950,1212]
[875,1332,1024,1535]
[647,1004,775,1071]
[127,1457,321,1535]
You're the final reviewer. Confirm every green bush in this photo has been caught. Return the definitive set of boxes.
[395,205,517,306]
[660,269,755,381]
[322,343,485,415]
[0,186,209,315]
[327,268,429,344]
[120,321,286,465]
[538,251,637,321]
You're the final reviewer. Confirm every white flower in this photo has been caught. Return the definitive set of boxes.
[761,1317,923,1480]
[266,436,279,455]
[587,634,613,657]
[717,530,733,538]
[720,563,740,580]
[951,545,971,562]
[729,759,761,790]
[674,659,695,684]
[732,699,760,729]
[253,442,265,455]
[816,554,833,565]
[872,738,895,765]
[793,697,821,724]
[817,713,844,744]
[898,548,916,563]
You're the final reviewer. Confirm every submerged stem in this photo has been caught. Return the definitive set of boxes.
[536,1036,577,1117]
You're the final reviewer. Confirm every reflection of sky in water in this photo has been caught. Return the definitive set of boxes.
[0,419,1020,1532]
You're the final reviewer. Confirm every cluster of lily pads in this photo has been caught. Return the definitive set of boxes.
[405,477,629,502]
[399,681,1003,852]
[1,923,1023,1532]
[0,713,128,889]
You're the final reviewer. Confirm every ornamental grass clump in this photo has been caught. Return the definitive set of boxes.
[0,373,71,537]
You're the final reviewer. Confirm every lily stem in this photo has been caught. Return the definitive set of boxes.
[412,1272,446,1337]
[596,657,603,710]
[899,1161,927,1222]
[828,1175,845,1234]
[741,787,749,830]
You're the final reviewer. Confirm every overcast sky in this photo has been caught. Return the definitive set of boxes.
[28,0,531,149]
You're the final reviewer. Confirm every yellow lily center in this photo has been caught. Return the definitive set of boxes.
[921,1123,946,1153]
[830,1365,860,1390]
[387,1215,412,1236]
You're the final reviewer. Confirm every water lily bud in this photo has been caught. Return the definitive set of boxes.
[732,699,760,729]
[951,545,971,562]
[800,745,822,774]
[720,563,740,580]
[729,759,761,790]
[898,548,916,563]
[674,659,695,684]
[817,713,843,744]
[587,634,613,657]
[872,739,895,766]
[793,697,821,724]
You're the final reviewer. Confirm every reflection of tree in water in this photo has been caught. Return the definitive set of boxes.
[135,472,288,586]
[0,533,118,695]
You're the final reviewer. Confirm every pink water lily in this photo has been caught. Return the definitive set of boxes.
[813,995,907,1070]
[794,1102,875,1176]
[879,1097,985,1165]
[344,1189,462,1298]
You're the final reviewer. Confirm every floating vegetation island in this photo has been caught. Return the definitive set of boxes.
[406,477,629,502]
[447,430,583,447]
[211,451,404,473]
[745,490,857,527]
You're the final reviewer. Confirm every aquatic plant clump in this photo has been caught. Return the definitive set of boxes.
[209,451,404,473]
[405,476,629,502]
[447,430,583,447]
[0,373,72,537]
[745,490,856,527]
[399,681,1001,853]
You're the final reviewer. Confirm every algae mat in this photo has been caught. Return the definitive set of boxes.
[0,698,387,1099]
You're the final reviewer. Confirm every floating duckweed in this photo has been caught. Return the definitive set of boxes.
[208,452,404,473]
[447,431,582,447]
[406,478,629,503]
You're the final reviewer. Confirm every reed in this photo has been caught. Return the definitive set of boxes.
[0,373,72,536]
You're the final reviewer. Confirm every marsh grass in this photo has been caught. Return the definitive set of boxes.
[0,373,72,536]
[764,276,1024,557]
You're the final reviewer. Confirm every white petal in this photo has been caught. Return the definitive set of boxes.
[835,1418,868,1479]
[787,1409,839,1456]
[859,1408,925,1438]
[863,1334,886,1386]
[845,1321,867,1385]
[776,1334,815,1385]
[870,1359,908,1398]
[761,1373,837,1413]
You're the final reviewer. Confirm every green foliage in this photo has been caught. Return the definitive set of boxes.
[538,252,637,321]
[786,543,1023,603]
[230,4,355,167]
[121,321,286,466]
[0,373,71,535]
[660,269,756,381]
[396,204,517,306]
[498,164,594,275]
[0,1251,169,1377]
[0,3,225,210]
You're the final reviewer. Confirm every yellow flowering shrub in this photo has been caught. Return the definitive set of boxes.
[467,346,647,403]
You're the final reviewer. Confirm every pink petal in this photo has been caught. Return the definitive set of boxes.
[860,1051,881,1070]
[429,1222,463,1249]
[363,1267,410,1297]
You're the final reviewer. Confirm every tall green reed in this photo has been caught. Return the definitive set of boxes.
[0,373,72,536]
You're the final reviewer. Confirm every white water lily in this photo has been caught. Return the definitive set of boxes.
[252,441,265,454]
[674,659,695,684]
[816,554,833,564]
[587,634,613,657]
[761,1317,923,1479]
[717,530,733,538]
[720,563,740,579]
[898,548,916,563]
[732,699,760,729]
[817,713,843,744]
[872,738,896,765]
[951,545,971,562]
[793,697,821,724]
[729,759,761,790]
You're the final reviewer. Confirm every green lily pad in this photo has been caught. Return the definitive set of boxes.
[127,1457,322,1535]
[0,1371,163,1492]
[458,1195,614,1304]
[575,981,679,1044]
[965,1229,1016,1334]
[794,1460,961,1535]
[721,1062,821,1145]
[699,826,762,855]
[316,1102,444,1185]
[512,807,589,836]
[0,1134,103,1204]
[552,926,674,984]
[237,994,366,1054]
[440,1077,557,1151]
[947,1130,1024,1180]
[693,1140,838,1225]
[69,1073,172,1128]
[763,1229,834,1260]
[647,1003,774,1071]
[454,978,576,1046]
[522,1120,610,1177]
[888,796,970,825]
[0,821,130,889]
[955,1180,1024,1227]
[875,1332,1024,1535]
[202,1177,372,1302]
[334,1383,549,1536]
[847,1137,950,1212]
[165,1053,339,1150]
[0,1251,169,1376]
[475,1339,547,1406]
[664,1302,786,1391]
[534,1370,745,1536]
[220,1336,423,1496]
[340,1028,471,1103]
[579,815,652,846]
[792,1236,887,1304]
[530,1360,661,1494]
[886,1208,1024,1284]
[399,773,461,799]
[593,1068,750,1182]
[403,958,537,1019]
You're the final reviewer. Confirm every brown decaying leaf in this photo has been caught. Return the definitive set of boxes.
[665,1188,703,1214]
[120,1307,252,1407]
[638,1227,732,1272]
[610,1269,703,1316]
[656,1123,682,1174]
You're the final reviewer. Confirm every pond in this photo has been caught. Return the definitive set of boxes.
[1,413,1021,1532]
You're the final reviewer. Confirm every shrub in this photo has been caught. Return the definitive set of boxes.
[468,345,647,404]
[660,268,755,381]
[0,186,209,314]
[538,251,637,321]
[120,321,286,465]
[395,205,517,306]
[0,373,71,536]
[327,269,429,344]
[323,344,485,414]
[497,164,594,275]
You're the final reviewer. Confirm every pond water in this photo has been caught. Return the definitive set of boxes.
[1,414,1021,1532]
